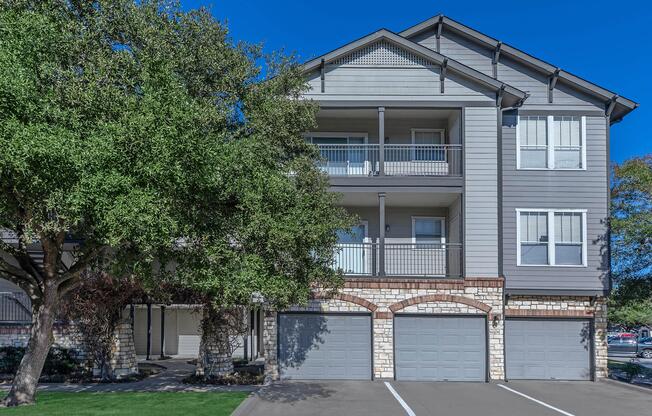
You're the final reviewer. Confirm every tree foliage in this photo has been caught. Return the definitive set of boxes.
[610,155,652,326]
[0,0,351,405]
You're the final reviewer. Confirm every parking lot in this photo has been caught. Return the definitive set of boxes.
[239,379,651,416]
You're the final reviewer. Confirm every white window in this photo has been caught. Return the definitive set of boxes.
[517,116,548,169]
[554,212,583,265]
[519,211,549,265]
[552,116,584,169]
[517,209,587,267]
[412,217,445,247]
[517,115,586,170]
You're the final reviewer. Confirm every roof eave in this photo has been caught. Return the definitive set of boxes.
[400,15,639,119]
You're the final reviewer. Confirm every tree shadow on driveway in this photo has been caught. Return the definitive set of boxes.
[255,381,335,404]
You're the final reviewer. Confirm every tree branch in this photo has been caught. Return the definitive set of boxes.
[0,256,42,301]
[58,244,107,286]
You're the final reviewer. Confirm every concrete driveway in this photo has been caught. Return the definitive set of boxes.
[238,379,651,416]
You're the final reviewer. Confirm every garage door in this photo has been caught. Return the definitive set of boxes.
[506,319,591,380]
[278,313,371,380]
[395,315,486,381]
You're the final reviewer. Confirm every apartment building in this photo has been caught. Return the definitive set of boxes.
[266,15,638,382]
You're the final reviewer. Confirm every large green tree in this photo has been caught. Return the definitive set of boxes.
[0,0,350,406]
[609,155,652,326]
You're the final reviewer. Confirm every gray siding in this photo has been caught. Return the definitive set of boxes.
[407,30,606,111]
[412,29,494,77]
[464,107,499,277]
[497,56,604,111]
[502,112,608,292]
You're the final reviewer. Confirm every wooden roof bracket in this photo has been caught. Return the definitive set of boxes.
[547,68,560,103]
[605,94,619,120]
[435,15,444,53]
[492,41,502,79]
[496,84,506,107]
[440,58,448,94]
[320,59,325,93]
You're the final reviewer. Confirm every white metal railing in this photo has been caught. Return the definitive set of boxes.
[314,144,462,177]
[384,144,462,176]
[315,144,379,176]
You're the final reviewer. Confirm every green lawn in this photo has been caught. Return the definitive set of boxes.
[0,392,249,416]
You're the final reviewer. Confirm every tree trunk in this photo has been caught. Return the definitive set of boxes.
[2,288,59,407]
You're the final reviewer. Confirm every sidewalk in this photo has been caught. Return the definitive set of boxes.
[0,358,259,393]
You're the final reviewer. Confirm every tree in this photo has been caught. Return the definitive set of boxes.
[609,155,652,326]
[0,0,350,405]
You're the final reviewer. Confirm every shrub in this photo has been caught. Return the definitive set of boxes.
[0,346,84,378]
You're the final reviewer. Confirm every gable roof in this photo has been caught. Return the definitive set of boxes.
[400,15,638,122]
[302,29,528,108]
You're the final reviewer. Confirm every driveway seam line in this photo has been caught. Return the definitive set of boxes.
[384,382,416,416]
[497,384,575,416]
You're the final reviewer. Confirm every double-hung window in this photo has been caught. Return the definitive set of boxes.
[517,209,587,266]
[517,115,586,170]
[518,116,548,169]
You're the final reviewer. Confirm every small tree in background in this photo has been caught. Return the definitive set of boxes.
[609,155,652,327]
[0,0,351,406]
[62,272,142,381]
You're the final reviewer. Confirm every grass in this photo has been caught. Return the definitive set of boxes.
[0,392,249,416]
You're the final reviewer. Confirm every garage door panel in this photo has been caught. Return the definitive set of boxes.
[278,313,371,380]
[395,316,486,382]
[506,319,591,380]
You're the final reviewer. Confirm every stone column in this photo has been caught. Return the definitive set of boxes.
[109,320,138,379]
[594,297,608,379]
[195,307,235,378]
[263,310,279,381]
[488,313,505,380]
[373,313,393,379]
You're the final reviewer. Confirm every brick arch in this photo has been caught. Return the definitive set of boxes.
[311,292,378,312]
[389,294,492,313]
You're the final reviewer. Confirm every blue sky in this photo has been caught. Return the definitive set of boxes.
[182,0,650,163]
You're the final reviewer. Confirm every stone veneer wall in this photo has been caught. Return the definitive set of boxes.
[109,320,138,379]
[264,278,505,380]
[505,295,608,379]
[0,321,138,379]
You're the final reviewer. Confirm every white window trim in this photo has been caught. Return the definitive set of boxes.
[410,128,446,144]
[516,208,587,267]
[411,216,446,248]
[516,115,586,171]
[304,132,369,143]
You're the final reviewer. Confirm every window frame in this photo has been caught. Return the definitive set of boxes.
[410,128,446,145]
[411,216,446,249]
[516,208,587,267]
[304,131,369,144]
[516,115,586,171]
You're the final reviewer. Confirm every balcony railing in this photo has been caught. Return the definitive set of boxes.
[315,144,379,176]
[334,242,462,278]
[315,144,462,177]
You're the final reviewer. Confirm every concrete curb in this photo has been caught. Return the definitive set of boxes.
[231,391,260,416]
[600,378,652,393]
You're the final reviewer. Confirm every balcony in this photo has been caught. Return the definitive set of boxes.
[334,242,462,278]
[315,144,462,177]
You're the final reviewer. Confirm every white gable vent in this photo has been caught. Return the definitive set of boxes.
[332,40,432,67]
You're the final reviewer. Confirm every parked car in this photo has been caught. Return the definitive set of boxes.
[608,335,652,359]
